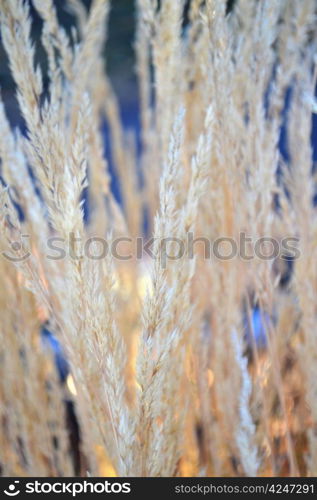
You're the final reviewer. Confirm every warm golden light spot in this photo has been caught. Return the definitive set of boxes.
[207,369,214,387]
[66,374,77,396]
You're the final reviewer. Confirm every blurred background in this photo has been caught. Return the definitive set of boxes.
[0,0,316,162]
[0,0,137,128]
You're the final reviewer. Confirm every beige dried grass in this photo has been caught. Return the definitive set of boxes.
[0,0,316,478]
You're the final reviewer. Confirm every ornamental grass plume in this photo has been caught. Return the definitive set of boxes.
[0,0,317,477]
